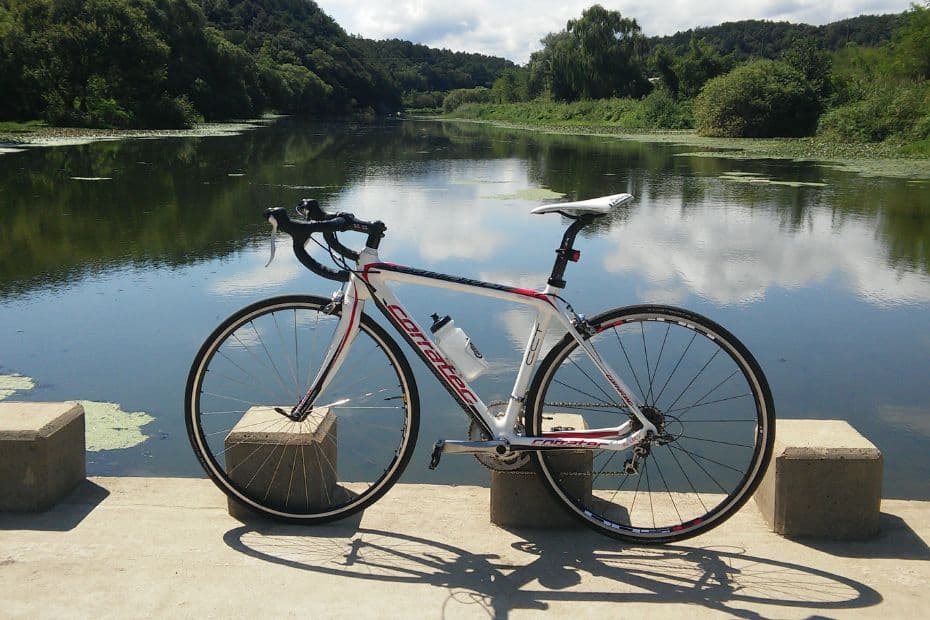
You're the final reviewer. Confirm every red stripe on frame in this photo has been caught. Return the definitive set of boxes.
[542,430,619,439]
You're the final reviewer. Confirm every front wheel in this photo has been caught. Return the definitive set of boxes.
[525,305,774,543]
[185,295,419,523]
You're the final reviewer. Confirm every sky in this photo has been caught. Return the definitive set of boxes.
[315,0,917,63]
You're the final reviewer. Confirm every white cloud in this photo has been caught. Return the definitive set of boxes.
[317,0,913,63]
[209,248,303,296]
[600,200,930,306]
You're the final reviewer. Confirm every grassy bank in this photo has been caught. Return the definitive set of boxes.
[440,103,930,179]
[448,96,692,131]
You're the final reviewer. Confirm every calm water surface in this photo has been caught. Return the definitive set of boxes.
[1,119,928,498]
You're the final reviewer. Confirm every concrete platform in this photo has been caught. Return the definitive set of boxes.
[1,477,928,618]
[0,401,85,511]
[754,419,883,539]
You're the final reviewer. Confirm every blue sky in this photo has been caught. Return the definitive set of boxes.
[316,0,916,63]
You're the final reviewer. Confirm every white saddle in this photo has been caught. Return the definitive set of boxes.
[530,193,633,217]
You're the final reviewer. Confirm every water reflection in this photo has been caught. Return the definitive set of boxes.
[1,118,929,498]
[600,199,930,306]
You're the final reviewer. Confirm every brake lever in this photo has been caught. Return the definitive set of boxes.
[265,215,278,267]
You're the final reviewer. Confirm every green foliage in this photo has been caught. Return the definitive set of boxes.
[675,38,728,98]
[491,68,530,103]
[895,2,930,79]
[0,0,406,127]
[445,95,692,130]
[645,14,903,61]
[353,37,514,94]
[442,88,492,113]
[528,4,649,101]
[780,36,832,100]
[652,45,679,95]
[818,82,930,142]
[624,88,693,129]
[829,43,895,105]
[694,60,820,137]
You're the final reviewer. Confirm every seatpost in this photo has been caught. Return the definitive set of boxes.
[548,215,594,288]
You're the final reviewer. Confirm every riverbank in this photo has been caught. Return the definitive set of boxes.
[1,477,928,617]
[0,119,276,151]
[436,115,930,180]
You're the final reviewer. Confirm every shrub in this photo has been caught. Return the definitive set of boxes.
[694,60,820,137]
[620,88,693,129]
[442,87,492,113]
[136,95,203,129]
[818,81,930,142]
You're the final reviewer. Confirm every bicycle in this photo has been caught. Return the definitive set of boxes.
[185,193,775,544]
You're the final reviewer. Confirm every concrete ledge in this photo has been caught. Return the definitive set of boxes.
[490,413,590,528]
[0,401,86,511]
[754,419,882,540]
[224,406,336,520]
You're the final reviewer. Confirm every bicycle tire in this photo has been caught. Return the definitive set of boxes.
[525,305,774,543]
[185,295,419,523]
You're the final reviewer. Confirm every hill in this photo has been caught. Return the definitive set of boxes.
[645,13,904,59]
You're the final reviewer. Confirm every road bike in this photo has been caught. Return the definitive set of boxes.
[185,194,775,544]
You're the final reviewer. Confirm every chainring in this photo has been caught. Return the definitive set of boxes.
[468,400,531,471]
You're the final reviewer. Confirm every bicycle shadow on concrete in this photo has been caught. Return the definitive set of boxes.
[0,480,109,531]
[792,512,930,560]
[223,522,881,619]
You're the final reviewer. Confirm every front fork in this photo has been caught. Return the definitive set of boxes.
[283,281,363,421]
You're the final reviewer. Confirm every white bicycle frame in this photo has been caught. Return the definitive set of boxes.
[296,245,658,453]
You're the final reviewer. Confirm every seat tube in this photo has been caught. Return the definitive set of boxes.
[502,292,556,427]
[292,276,365,418]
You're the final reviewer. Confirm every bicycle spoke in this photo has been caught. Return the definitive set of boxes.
[567,354,623,408]
[666,394,753,415]
[551,378,621,409]
[653,331,697,405]
[677,434,755,449]
[648,323,671,404]
[664,348,721,412]
[613,328,648,403]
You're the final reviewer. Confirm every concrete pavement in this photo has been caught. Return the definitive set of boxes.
[1,477,928,618]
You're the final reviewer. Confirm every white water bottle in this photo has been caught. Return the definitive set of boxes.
[430,314,489,381]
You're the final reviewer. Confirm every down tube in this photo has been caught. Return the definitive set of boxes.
[367,291,495,436]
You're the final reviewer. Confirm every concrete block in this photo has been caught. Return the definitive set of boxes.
[224,406,336,520]
[0,402,86,511]
[490,413,591,529]
[753,419,882,540]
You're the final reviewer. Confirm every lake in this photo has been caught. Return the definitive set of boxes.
[1,118,928,498]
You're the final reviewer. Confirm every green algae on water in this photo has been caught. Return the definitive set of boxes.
[486,187,566,201]
[0,374,35,400]
[718,174,828,188]
[0,375,153,450]
[78,400,154,451]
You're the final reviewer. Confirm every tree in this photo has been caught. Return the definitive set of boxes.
[781,36,832,101]
[895,2,930,79]
[20,0,171,127]
[652,44,679,96]
[694,59,820,137]
[529,4,649,101]
[675,38,727,98]
[491,68,529,103]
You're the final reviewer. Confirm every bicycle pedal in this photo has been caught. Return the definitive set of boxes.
[429,440,444,470]
[623,458,639,475]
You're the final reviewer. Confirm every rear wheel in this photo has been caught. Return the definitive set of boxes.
[525,305,774,543]
[185,295,419,523]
